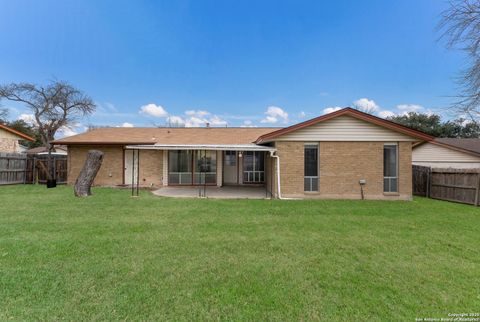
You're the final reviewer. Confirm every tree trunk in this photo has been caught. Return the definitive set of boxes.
[74,150,104,197]
[46,142,54,186]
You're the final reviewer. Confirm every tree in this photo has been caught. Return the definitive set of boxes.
[6,119,43,148]
[387,112,445,136]
[74,150,104,197]
[439,0,480,119]
[0,81,95,182]
[387,112,480,138]
[0,106,8,124]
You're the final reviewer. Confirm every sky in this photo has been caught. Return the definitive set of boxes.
[0,0,467,136]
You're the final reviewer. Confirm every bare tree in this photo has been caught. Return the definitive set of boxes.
[439,0,480,119]
[0,106,8,123]
[0,81,95,183]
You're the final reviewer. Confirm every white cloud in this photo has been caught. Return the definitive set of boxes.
[140,103,168,118]
[298,111,306,118]
[323,107,342,114]
[166,115,185,126]
[185,110,210,117]
[396,104,424,113]
[121,122,134,127]
[58,126,78,138]
[260,106,288,124]
[353,98,380,113]
[18,113,37,126]
[378,110,395,118]
[241,120,257,128]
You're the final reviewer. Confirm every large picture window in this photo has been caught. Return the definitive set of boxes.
[384,144,398,193]
[304,144,318,192]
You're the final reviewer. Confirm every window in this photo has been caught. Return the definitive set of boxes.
[384,144,398,193]
[304,144,318,192]
[224,151,236,166]
[243,151,264,183]
[168,150,192,184]
[168,150,217,185]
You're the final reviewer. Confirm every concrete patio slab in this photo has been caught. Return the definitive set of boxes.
[152,185,270,199]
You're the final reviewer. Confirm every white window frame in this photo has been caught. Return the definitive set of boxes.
[304,143,319,192]
[383,143,398,193]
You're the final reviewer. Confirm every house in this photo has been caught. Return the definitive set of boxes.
[52,108,433,200]
[26,145,68,156]
[0,123,34,153]
[413,138,480,169]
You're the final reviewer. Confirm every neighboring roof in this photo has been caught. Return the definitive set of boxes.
[52,127,282,145]
[26,145,68,154]
[428,138,480,157]
[0,123,35,141]
[255,107,434,143]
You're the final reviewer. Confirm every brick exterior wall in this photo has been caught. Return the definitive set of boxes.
[274,141,412,200]
[67,145,124,186]
[138,150,164,187]
[67,145,164,187]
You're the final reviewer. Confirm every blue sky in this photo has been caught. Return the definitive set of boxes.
[0,0,465,135]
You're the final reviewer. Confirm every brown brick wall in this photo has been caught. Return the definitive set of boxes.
[138,150,163,187]
[67,145,124,186]
[276,141,305,197]
[274,141,412,200]
[68,146,164,187]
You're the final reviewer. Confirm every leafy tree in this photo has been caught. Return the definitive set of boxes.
[387,112,445,137]
[6,119,43,148]
[387,112,480,138]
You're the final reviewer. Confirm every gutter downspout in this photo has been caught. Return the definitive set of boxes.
[269,151,299,200]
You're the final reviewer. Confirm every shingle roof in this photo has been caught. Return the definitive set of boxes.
[434,138,480,155]
[52,127,282,145]
[0,123,35,141]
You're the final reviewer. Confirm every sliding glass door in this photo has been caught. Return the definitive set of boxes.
[168,150,216,185]
[194,150,217,184]
[168,150,192,184]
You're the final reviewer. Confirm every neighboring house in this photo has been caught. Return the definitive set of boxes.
[0,123,34,153]
[413,138,480,169]
[53,108,433,200]
[26,145,68,156]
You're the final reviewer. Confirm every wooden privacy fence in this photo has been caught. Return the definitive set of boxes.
[0,153,67,185]
[413,165,480,206]
[0,153,28,185]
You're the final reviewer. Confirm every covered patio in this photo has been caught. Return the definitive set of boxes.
[152,185,269,199]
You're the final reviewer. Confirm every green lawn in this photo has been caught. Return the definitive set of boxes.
[0,185,479,321]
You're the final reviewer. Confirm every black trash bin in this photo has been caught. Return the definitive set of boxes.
[46,179,57,188]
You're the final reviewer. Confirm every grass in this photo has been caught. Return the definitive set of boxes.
[0,185,479,321]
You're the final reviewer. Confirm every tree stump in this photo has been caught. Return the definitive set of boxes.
[74,150,104,197]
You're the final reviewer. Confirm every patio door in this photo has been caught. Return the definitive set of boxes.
[124,149,138,185]
[193,150,216,184]
[223,151,237,184]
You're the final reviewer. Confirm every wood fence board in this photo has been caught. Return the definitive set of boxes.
[413,165,480,206]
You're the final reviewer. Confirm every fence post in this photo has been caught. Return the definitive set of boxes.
[475,173,480,207]
[426,168,431,198]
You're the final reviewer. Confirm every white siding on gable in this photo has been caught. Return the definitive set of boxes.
[413,142,480,168]
[274,115,417,142]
